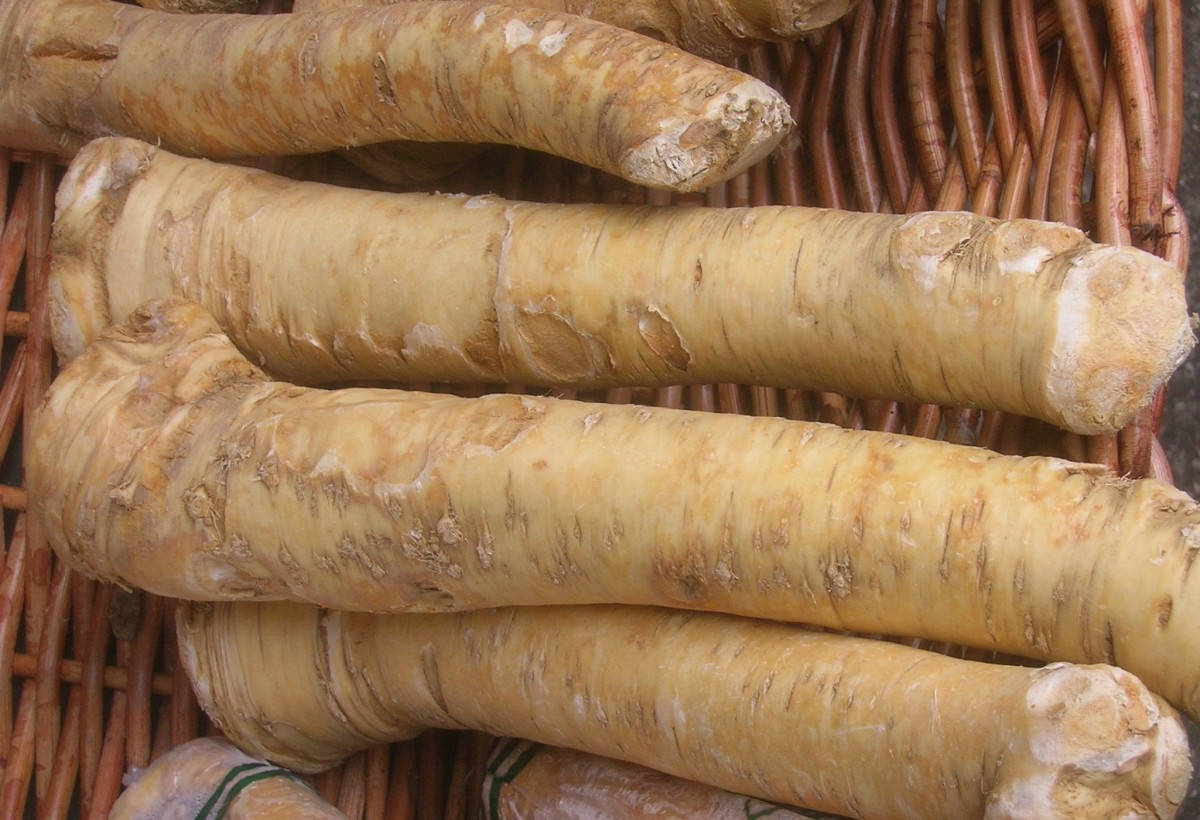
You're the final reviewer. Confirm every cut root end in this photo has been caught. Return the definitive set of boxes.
[986,664,1191,819]
[1045,245,1195,435]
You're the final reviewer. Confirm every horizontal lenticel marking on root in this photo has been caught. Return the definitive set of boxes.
[177,602,1192,819]
[0,0,791,190]
[49,138,1196,434]
[28,300,1200,723]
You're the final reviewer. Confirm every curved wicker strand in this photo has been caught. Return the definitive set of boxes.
[22,156,55,659]
[0,171,32,369]
[90,659,131,820]
[1104,0,1162,243]
[1055,0,1105,128]
[383,741,417,820]
[33,563,70,804]
[1012,0,1051,147]
[0,515,27,754]
[1031,54,1070,222]
[125,594,164,773]
[904,0,948,196]
[1154,0,1183,184]
[0,684,36,817]
[809,27,848,210]
[1096,61,1134,248]
[1048,70,1089,228]
[979,0,1019,168]
[945,0,985,187]
[41,688,81,820]
[78,585,112,818]
[845,1,885,212]
[871,0,913,210]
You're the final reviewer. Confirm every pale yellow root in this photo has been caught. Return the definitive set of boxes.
[177,602,1192,819]
[50,139,1195,434]
[294,0,858,64]
[29,300,1200,723]
[110,737,343,819]
[483,738,829,818]
[0,0,789,190]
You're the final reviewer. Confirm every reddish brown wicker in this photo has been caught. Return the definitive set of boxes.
[0,0,1188,816]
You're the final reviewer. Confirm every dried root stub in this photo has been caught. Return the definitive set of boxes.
[50,139,1195,435]
[482,738,835,818]
[110,738,343,819]
[177,602,1192,819]
[0,0,790,190]
[29,300,1200,725]
[293,0,860,63]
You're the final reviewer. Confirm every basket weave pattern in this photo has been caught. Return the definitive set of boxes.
[0,0,1188,816]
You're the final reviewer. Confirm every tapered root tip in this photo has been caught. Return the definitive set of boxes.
[619,79,792,192]
[1045,245,1195,435]
[49,137,158,363]
[986,664,1191,819]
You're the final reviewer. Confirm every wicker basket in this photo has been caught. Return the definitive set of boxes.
[0,0,1189,816]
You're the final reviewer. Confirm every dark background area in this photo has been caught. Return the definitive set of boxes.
[1161,5,1200,496]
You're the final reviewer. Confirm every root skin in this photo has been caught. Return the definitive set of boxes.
[0,0,790,190]
[177,602,1193,819]
[29,300,1200,725]
[49,140,1195,434]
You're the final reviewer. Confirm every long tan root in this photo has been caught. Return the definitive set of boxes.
[50,139,1195,433]
[177,602,1193,819]
[29,300,1200,723]
[0,0,790,190]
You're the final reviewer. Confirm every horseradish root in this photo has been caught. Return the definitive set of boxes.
[29,300,1200,722]
[111,738,343,819]
[0,0,789,190]
[482,738,828,818]
[50,139,1194,434]
[176,602,1192,818]
[293,0,859,63]
[285,0,852,181]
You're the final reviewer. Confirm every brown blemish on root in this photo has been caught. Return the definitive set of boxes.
[1157,596,1174,630]
[410,582,456,610]
[371,52,397,106]
[821,553,853,600]
[512,309,613,382]
[461,315,504,379]
[654,549,709,603]
[635,306,691,371]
